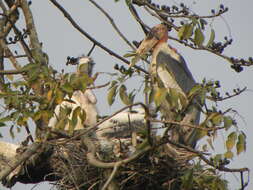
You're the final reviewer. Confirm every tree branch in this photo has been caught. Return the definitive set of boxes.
[88,0,135,50]
[19,0,47,65]
[49,0,148,74]
[127,3,149,35]
[0,143,42,181]
[101,163,120,190]
[149,118,225,132]
[0,68,25,75]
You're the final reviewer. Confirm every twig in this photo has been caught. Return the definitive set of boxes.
[87,181,100,190]
[198,152,249,173]
[0,13,33,62]
[127,3,149,34]
[0,68,25,75]
[157,137,210,156]
[160,137,249,173]
[101,163,120,190]
[207,87,247,102]
[3,54,27,58]
[20,0,47,65]
[0,40,22,69]
[49,0,148,74]
[88,0,135,50]
[87,82,110,90]
[133,0,228,19]
[149,118,224,132]
[143,6,253,68]
[87,43,96,56]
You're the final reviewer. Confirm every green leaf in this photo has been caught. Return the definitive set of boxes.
[181,169,193,189]
[226,132,237,151]
[236,133,246,155]
[78,63,89,74]
[130,56,140,67]
[71,106,81,128]
[55,118,68,130]
[206,29,215,48]
[213,154,222,167]
[0,115,12,123]
[199,89,207,105]
[223,116,233,130]
[148,88,155,104]
[119,85,132,105]
[55,89,65,104]
[194,28,205,46]
[110,80,118,88]
[188,84,202,99]
[61,82,74,94]
[154,87,167,107]
[107,85,118,106]
[125,0,132,6]
[123,52,137,58]
[79,110,86,124]
[6,74,14,81]
[212,114,223,126]
[178,24,194,40]
[168,88,179,108]
[0,122,5,127]
[224,151,233,159]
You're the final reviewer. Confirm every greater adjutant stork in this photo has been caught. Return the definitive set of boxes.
[135,24,200,147]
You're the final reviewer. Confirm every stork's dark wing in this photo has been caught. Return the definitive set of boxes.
[156,50,196,93]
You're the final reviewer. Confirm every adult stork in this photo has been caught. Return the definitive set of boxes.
[48,56,98,131]
[135,24,200,147]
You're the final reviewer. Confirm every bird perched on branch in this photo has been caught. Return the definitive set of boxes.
[48,56,98,131]
[135,24,200,147]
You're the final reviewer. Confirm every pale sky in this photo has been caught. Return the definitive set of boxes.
[1,0,252,189]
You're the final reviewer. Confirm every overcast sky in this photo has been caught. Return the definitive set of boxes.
[1,0,252,189]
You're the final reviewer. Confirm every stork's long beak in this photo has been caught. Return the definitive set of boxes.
[129,24,168,68]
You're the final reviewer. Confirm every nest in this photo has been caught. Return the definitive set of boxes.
[45,138,193,190]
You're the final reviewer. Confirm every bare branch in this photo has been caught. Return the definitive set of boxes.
[87,82,110,90]
[101,163,120,190]
[49,0,148,74]
[88,0,135,50]
[198,153,249,173]
[160,138,249,173]
[87,43,96,56]
[3,54,27,58]
[149,118,225,132]
[127,3,149,35]
[207,87,247,102]
[19,0,47,65]
[0,40,21,69]
[133,0,228,19]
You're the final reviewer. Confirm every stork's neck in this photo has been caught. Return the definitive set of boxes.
[151,41,181,63]
[152,41,167,61]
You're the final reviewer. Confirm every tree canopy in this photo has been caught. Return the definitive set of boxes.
[0,0,251,190]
